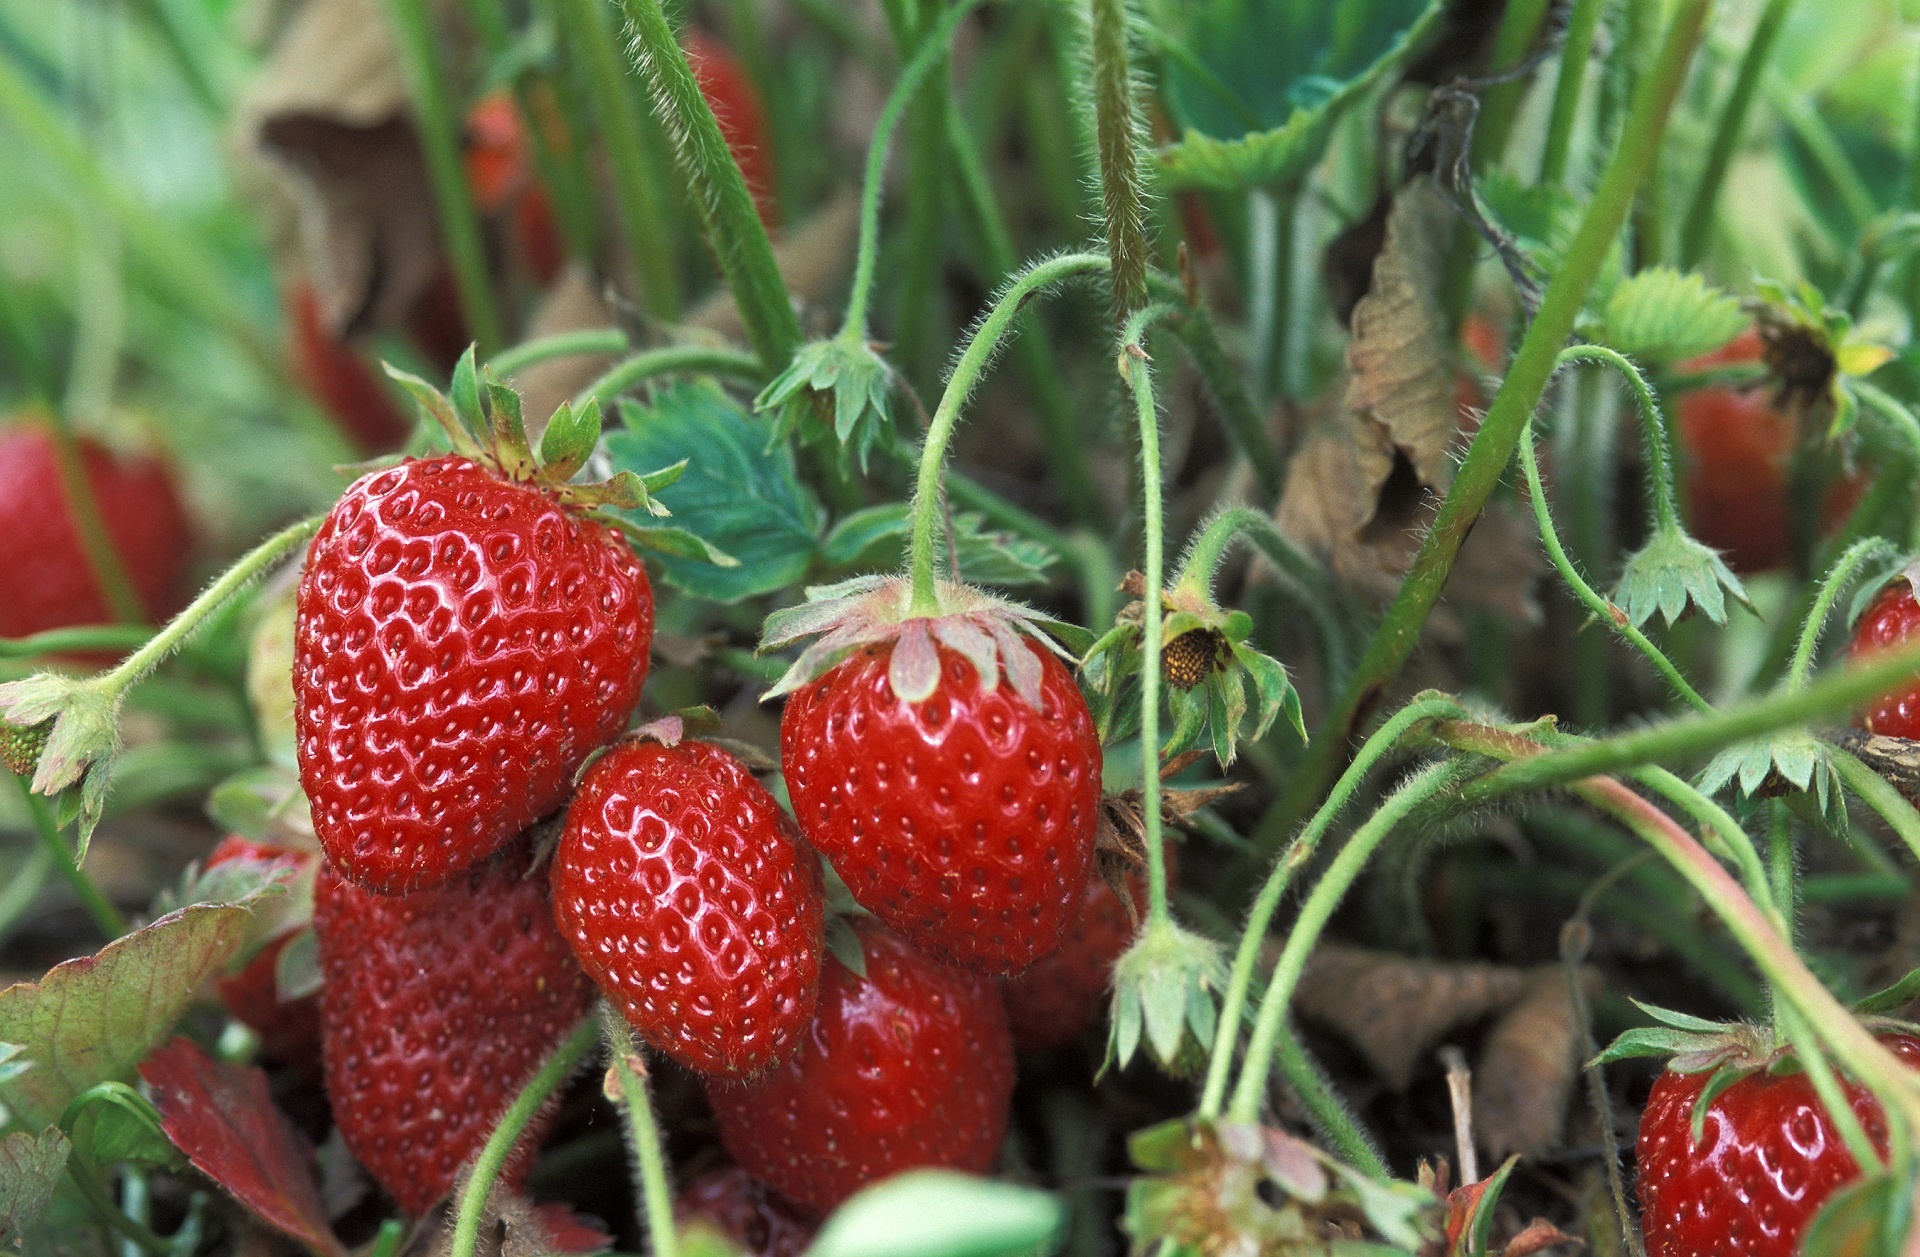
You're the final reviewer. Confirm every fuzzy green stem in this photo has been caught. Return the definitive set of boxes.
[614,0,800,370]
[1558,345,1679,533]
[573,345,765,407]
[1144,272,1284,498]
[63,1157,171,1257]
[1768,802,1795,959]
[562,0,681,321]
[1228,759,1478,1123]
[1275,1024,1390,1179]
[1088,0,1151,323]
[907,252,1110,615]
[842,0,991,335]
[491,329,632,377]
[366,1221,407,1257]
[1790,538,1899,691]
[1630,766,1774,919]
[449,1017,597,1257]
[1540,0,1605,187]
[603,1011,679,1257]
[1518,420,1708,711]
[1247,0,1711,868]
[1676,0,1798,266]
[385,0,506,355]
[1123,303,1179,927]
[1200,695,1465,1118]
[0,626,153,661]
[14,777,125,938]
[1172,506,1348,690]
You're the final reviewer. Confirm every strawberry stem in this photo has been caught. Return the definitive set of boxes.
[1557,345,1682,535]
[1790,537,1901,691]
[574,345,766,409]
[1538,0,1604,187]
[447,1016,598,1257]
[602,1009,681,1257]
[1088,0,1150,327]
[906,252,1109,616]
[1676,0,1798,268]
[490,329,631,378]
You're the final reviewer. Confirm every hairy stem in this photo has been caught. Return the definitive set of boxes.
[1088,0,1150,323]
[573,345,766,408]
[603,1011,680,1257]
[1557,344,1679,533]
[1789,537,1899,690]
[491,329,631,377]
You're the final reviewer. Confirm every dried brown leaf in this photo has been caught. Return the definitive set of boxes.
[1501,1218,1584,1256]
[1293,945,1526,1090]
[1473,966,1604,1160]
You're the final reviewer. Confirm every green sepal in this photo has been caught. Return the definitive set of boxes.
[484,374,536,480]
[1635,999,1735,1033]
[1162,686,1209,760]
[1615,525,1755,628]
[1689,1061,1751,1145]
[1589,1025,1729,1068]
[824,916,868,980]
[1696,730,1848,838]
[61,1081,185,1172]
[639,459,690,496]
[382,362,483,461]
[539,399,604,483]
[614,522,740,567]
[450,346,486,442]
[1207,671,1241,769]
[1463,1155,1520,1257]
[1233,642,1306,744]
[756,335,897,474]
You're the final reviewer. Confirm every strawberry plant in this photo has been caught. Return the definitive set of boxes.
[22,0,1920,1254]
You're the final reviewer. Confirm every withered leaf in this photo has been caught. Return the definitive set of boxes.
[1473,966,1604,1161]
[1293,944,1526,1090]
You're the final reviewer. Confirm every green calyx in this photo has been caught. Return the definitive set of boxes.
[1109,918,1228,1076]
[755,332,898,474]
[1615,524,1754,629]
[1,717,50,778]
[1698,730,1849,837]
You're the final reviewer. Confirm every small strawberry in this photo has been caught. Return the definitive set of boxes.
[1636,1033,1920,1256]
[285,281,414,454]
[0,420,191,641]
[703,918,1015,1216]
[674,1165,816,1256]
[206,835,323,1071]
[551,724,825,1075]
[1850,577,1920,739]
[294,364,660,893]
[313,843,595,1216]
[1002,865,1147,1053]
[767,577,1101,973]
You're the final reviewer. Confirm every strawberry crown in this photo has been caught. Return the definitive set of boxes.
[757,574,1082,708]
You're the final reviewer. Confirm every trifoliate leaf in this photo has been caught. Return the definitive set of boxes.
[1602,267,1747,365]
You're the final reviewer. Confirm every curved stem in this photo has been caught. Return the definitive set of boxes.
[1275,1024,1390,1179]
[841,0,991,335]
[1676,0,1798,266]
[1122,303,1181,928]
[63,1157,170,1257]
[603,1011,679,1257]
[906,252,1110,615]
[573,346,766,408]
[1556,345,1678,532]
[491,329,631,377]
[1518,419,1708,711]
[1790,537,1899,691]
[1226,759,1478,1123]
[1199,694,1465,1119]
[449,1017,597,1257]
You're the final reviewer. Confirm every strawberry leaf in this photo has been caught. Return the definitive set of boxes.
[0,1126,68,1247]
[0,898,265,1128]
[806,1170,1063,1257]
[139,1037,346,1257]
[1601,267,1746,366]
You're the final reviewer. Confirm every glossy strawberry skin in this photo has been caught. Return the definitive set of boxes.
[1850,581,1920,740]
[674,1166,816,1257]
[285,283,413,454]
[313,848,596,1216]
[0,423,190,640]
[206,836,322,1071]
[705,919,1014,1216]
[294,455,652,894]
[1002,868,1147,1053]
[1636,1036,1920,1257]
[552,739,825,1075]
[780,640,1100,973]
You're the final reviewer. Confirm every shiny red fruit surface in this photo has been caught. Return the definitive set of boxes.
[675,1165,816,1257]
[1850,580,1920,740]
[1002,866,1148,1053]
[704,919,1015,1216]
[294,455,653,893]
[780,639,1100,973]
[313,848,595,1216]
[553,738,825,1075]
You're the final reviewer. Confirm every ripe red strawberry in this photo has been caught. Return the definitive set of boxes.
[207,835,323,1071]
[674,1165,816,1257]
[1636,1035,1920,1256]
[780,633,1101,974]
[294,452,653,893]
[313,845,595,1216]
[684,32,777,229]
[1849,578,1920,739]
[1002,865,1149,1053]
[704,918,1015,1216]
[551,731,825,1075]
[285,282,414,454]
[0,420,191,640]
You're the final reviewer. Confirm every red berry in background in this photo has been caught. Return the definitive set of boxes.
[552,735,825,1075]
[312,846,595,1217]
[684,31,778,230]
[1849,579,1920,739]
[1002,864,1151,1053]
[0,421,191,640]
[463,92,566,287]
[285,282,413,454]
[704,918,1015,1216]
[294,454,653,894]
[781,639,1101,974]
[1635,1035,1920,1256]
[206,835,323,1072]
[674,1165,816,1257]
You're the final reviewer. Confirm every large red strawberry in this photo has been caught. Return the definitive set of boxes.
[1002,865,1148,1053]
[703,917,1015,1216]
[294,373,655,893]
[207,835,323,1071]
[1636,1034,1920,1256]
[552,726,825,1075]
[0,420,191,640]
[674,1165,816,1257]
[1850,577,1920,739]
[769,579,1101,974]
[313,844,596,1216]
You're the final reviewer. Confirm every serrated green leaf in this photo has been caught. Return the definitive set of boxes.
[0,1126,68,1246]
[0,901,261,1129]
[806,1171,1062,1257]
[1602,268,1747,365]
[606,382,823,602]
[538,399,602,482]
